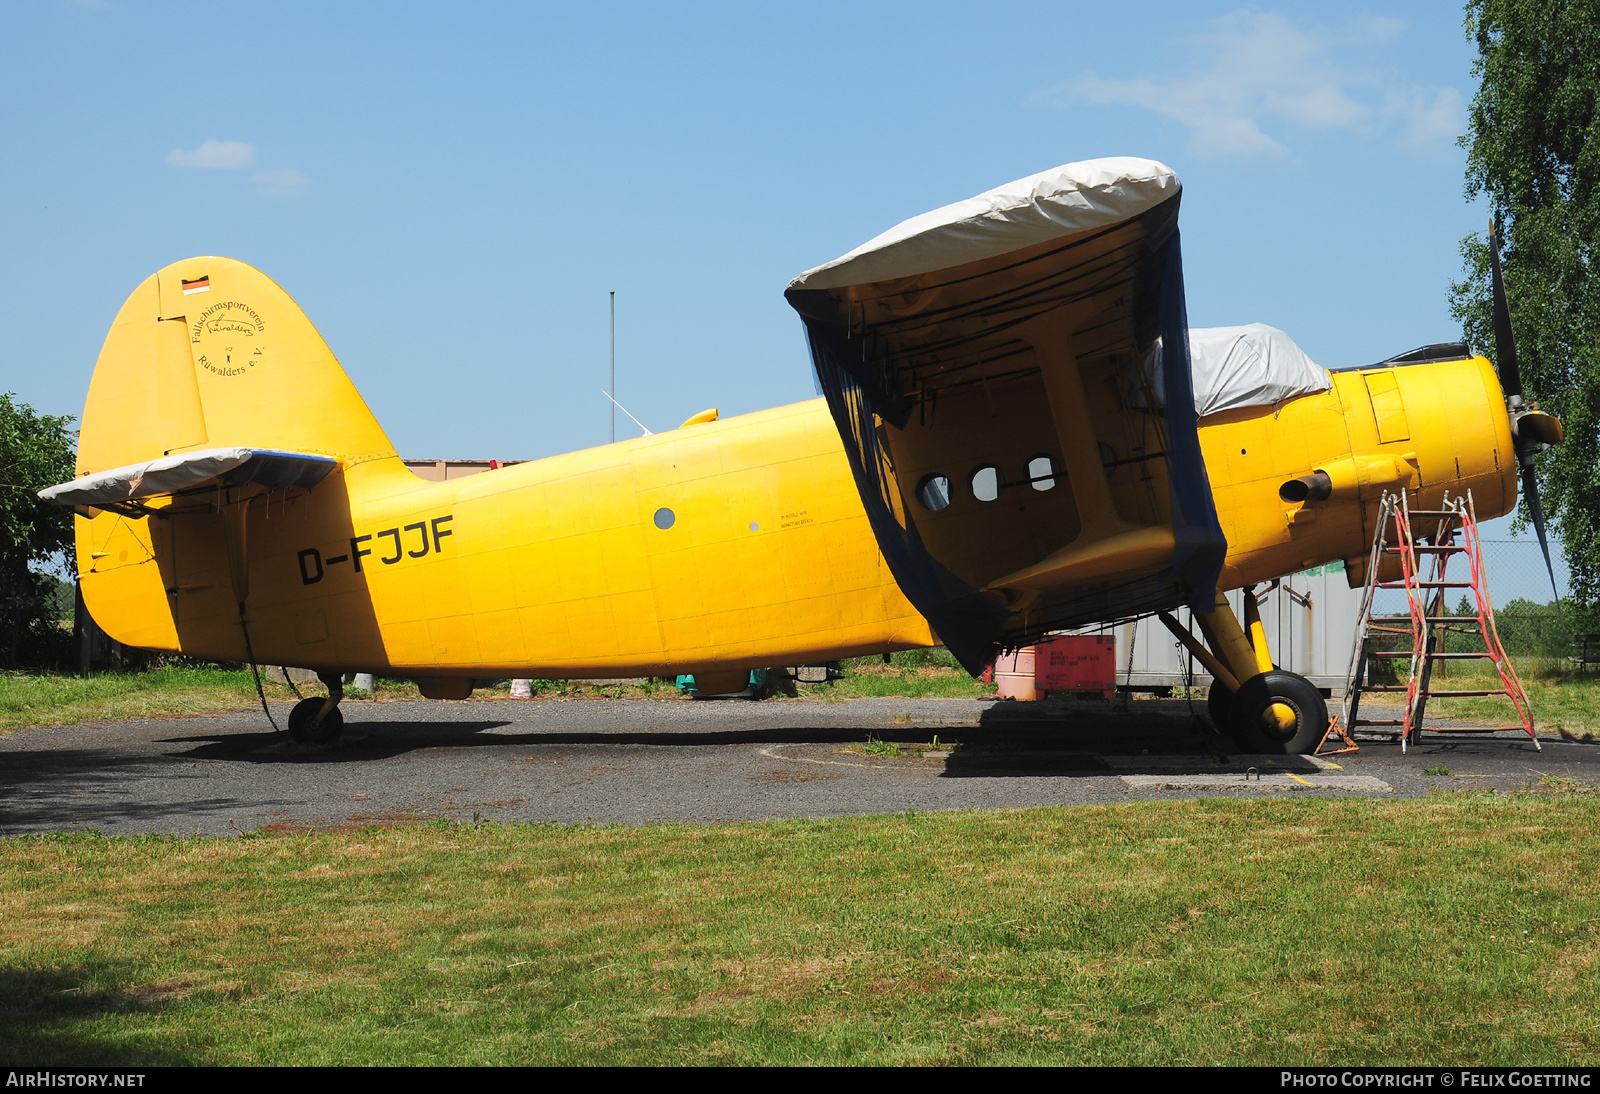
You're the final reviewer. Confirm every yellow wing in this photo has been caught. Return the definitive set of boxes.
[786,158,1226,671]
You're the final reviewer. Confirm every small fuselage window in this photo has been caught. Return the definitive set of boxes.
[970,465,1000,502]
[1028,455,1057,491]
[1098,442,1117,476]
[916,473,952,511]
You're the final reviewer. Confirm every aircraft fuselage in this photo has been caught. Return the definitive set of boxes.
[78,351,1514,680]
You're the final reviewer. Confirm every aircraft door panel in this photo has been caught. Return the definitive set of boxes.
[165,507,229,632]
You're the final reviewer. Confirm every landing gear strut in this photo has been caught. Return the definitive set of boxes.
[287,671,345,745]
[1162,586,1329,754]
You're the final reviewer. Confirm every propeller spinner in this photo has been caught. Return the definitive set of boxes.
[1488,220,1564,601]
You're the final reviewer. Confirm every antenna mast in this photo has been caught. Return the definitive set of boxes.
[609,291,616,444]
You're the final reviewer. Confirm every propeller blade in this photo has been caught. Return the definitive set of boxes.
[1520,461,1562,603]
[1488,221,1525,399]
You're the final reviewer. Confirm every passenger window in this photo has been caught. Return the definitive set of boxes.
[970,465,1000,502]
[1028,455,1057,491]
[916,473,952,511]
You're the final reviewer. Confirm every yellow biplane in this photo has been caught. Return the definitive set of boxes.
[41,158,1562,753]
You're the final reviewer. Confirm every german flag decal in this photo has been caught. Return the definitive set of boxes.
[181,276,210,295]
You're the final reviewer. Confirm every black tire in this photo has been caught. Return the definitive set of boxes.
[287,696,344,745]
[1229,670,1328,754]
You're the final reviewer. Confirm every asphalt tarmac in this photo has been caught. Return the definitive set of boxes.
[1,695,1593,836]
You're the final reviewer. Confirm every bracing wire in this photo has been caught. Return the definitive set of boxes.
[237,602,282,734]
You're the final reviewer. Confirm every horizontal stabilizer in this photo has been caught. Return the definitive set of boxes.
[39,447,337,508]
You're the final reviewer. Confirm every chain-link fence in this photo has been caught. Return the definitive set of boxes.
[1361,538,1576,663]
[1480,539,1573,656]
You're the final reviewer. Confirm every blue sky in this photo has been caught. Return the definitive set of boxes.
[8,0,1560,571]
[6,1,1560,593]
[1,0,1488,456]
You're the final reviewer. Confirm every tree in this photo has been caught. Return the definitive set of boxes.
[1451,0,1600,630]
[0,393,76,667]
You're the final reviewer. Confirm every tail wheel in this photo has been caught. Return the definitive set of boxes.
[1229,670,1328,754]
[288,696,344,745]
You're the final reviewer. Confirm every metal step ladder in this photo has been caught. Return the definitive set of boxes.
[1339,490,1537,753]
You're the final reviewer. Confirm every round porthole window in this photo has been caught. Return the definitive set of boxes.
[970,465,1000,502]
[916,473,952,511]
[653,507,675,529]
[1099,442,1117,476]
[1028,455,1057,491]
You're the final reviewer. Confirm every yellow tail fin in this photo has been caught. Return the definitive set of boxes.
[77,257,396,475]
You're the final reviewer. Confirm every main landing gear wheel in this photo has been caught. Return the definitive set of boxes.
[1207,663,1284,748]
[288,696,344,745]
[1228,670,1328,755]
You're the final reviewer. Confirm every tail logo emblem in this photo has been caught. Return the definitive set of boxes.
[205,314,257,336]
[190,300,267,379]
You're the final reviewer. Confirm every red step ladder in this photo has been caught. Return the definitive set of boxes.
[1339,490,1537,753]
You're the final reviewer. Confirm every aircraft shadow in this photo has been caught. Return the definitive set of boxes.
[0,745,312,830]
[155,721,990,764]
[936,702,1328,776]
[141,703,1330,776]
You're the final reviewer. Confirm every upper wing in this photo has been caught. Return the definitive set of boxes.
[785,158,1226,672]
[39,446,337,513]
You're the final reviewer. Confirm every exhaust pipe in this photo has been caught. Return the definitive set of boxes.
[1278,471,1332,504]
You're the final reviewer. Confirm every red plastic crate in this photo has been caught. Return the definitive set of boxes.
[1034,634,1116,697]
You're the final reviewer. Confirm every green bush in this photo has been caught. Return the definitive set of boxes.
[0,394,76,669]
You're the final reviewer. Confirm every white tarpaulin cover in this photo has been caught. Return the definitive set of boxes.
[788,157,1180,291]
[1124,323,1331,418]
[39,447,337,508]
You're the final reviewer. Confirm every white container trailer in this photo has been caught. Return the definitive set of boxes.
[1080,563,1363,696]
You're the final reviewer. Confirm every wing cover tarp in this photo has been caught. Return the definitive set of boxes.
[785,158,1226,673]
[1126,323,1331,417]
[790,158,1183,291]
[39,447,337,508]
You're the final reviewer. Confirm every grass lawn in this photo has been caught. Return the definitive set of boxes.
[792,649,997,701]
[0,650,992,735]
[0,666,299,734]
[2,791,1598,1065]
[9,650,1596,735]
[1365,658,1600,738]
